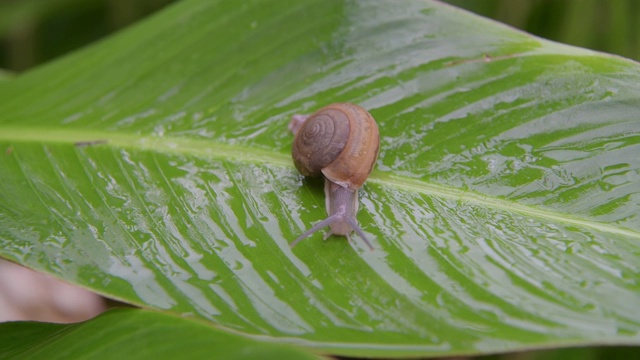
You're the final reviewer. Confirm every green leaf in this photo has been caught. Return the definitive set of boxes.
[0,69,12,81]
[1,0,639,358]
[0,308,321,360]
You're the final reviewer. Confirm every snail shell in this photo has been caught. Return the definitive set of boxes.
[289,103,379,249]
[291,103,379,190]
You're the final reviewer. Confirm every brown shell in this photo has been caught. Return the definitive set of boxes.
[292,103,379,190]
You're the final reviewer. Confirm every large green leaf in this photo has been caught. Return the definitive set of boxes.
[0,308,321,360]
[1,0,639,358]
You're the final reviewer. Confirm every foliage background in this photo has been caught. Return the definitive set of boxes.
[444,0,640,62]
[0,0,639,359]
[2,0,639,73]
[0,0,176,72]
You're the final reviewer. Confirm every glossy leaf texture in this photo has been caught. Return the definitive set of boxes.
[0,308,321,360]
[1,0,640,358]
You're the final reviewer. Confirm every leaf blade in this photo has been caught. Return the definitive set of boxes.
[0,309,322,360]
[1,0,639,357]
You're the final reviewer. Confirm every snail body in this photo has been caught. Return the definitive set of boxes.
[289,103,379,249]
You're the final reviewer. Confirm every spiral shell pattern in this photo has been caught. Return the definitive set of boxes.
[292,103,379,189]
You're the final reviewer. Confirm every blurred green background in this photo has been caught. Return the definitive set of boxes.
[1,0,638,359]
[444,0,640,62]
[1,0,638,73]
[0,0,176,72]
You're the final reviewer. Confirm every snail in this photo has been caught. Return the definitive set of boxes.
[288,103,380,249]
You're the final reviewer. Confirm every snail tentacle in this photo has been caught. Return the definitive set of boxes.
[290,215,339,248]
[289,213,373,251]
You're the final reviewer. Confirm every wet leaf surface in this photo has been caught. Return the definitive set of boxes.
[1,0,639,357]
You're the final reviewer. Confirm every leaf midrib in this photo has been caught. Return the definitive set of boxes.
[0,126,292,167]
[1,126,637,240]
